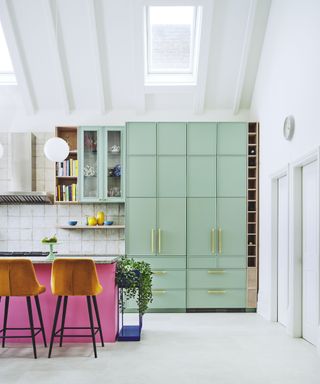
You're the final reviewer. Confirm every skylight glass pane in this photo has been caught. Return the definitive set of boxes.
[0,22,16,84]
[147,6,195,73]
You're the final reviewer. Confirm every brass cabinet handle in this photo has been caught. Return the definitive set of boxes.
[211,228,215,254]
[158,228,161,254]
[207,290,226,294]
[207,270,225,274]
[153,271,167,276]
[218,228,222,254]
[153,290,167,294]
[151,229,155,254]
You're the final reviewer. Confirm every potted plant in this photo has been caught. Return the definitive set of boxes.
[116,257,153,315]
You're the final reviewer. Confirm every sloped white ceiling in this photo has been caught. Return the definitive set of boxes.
[0,0,271,116]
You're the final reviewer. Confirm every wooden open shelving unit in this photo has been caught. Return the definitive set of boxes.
[55,127,79,204]
[247,122,259,309]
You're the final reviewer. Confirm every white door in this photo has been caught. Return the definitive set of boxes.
[277,175,289,326]
[302,161,318,345]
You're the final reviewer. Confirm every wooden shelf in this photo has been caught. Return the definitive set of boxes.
[58,225,125,229]
[55,201,79,205]
[56,176,78,179]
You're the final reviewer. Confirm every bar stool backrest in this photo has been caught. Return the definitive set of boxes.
[51,258,103,296]
[0,258,43,296]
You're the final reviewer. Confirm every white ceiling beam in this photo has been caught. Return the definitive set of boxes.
[232,0,258,115]
[193,0,214,114]
[0,0,37,114]
[43,0,73,114]
[87,0,111,114]
[133,0,146,113]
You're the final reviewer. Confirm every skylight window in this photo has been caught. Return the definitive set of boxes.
[0,22,16,85]
[144,6,202,85]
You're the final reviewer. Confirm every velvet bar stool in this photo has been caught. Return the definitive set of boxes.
[48,258,104,358]
[0,259,47,359]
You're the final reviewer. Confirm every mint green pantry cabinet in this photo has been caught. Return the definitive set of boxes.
[186,122,247,310]
[126,122,187,311]
[78,126,125,203]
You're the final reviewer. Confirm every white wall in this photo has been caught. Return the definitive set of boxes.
[250,0,320,319]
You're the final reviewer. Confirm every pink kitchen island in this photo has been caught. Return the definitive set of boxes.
[0,256,119,343]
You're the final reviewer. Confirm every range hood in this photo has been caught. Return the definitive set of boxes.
[0,133,53,205]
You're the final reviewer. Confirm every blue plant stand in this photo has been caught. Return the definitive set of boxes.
[117,286,143,342]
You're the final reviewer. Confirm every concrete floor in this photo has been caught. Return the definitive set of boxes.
[0,313,319,384]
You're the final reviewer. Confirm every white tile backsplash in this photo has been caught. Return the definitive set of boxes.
[0,132,125,255]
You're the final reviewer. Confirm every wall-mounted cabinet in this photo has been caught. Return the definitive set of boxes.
[78,126,125,203]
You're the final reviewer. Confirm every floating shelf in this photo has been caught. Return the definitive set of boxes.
[58,225,125,229]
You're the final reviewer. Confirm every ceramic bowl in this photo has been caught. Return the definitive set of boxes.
[68,220,78,226]
[104,221,113,226]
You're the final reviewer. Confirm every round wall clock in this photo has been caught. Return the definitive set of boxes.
[283,115,295,140]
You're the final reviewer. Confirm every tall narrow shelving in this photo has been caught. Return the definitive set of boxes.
[54,126,79,204]
[247,123,259,309]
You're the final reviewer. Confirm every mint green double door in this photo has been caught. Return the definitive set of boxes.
[187,122,247,308]
[126,122,187,310]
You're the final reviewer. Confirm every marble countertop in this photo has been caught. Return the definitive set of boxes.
[0,255,121,264]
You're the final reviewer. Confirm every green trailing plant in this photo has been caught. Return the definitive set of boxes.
[116,257,153,315]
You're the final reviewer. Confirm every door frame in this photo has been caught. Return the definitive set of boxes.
[289,148,320,350]
[270,166,289,323]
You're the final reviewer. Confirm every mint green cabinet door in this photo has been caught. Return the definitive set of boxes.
[217,156,246,197]
[187,198,216,256]
[78,127,102,202]
[157,156,186,197]
[157,122,186,155]
[127,122,156,155]
[187,157,216,197]
[126,198,156,256]
[187,122,217,155]
[217,198,246,256]
[157,198,186,255]
[127,156,156,197]
[217,123,247,155]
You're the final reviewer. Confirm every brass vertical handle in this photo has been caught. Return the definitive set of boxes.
[211,228,215,254]
[158,228,161,254]
[218,228,222,254]
[151,229,155,253]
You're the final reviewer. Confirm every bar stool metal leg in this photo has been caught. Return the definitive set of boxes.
[86,296,97,358]
[92,295,104,347]
[2,297,10,348]
[48,296,62,358]
[59,296,68,347]
[34,295,47,347]
[26,296,37,359]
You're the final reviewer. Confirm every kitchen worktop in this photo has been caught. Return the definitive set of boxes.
[0,255,121,264]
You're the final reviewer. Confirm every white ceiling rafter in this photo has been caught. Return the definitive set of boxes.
[193,0,214,114]
[232,0,258,115]
[43,0,73,114]
[133,0,146,113]
[87,0,111,114]
[0,0,37,114]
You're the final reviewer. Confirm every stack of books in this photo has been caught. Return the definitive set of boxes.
[56,159,78,177]
[56,184,77,202]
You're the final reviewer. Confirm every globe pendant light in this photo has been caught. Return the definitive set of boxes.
[44,137,69,162]
[0,143,4,159]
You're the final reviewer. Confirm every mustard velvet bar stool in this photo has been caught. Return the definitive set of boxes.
[48,258,104,358]
[0,259,47,359]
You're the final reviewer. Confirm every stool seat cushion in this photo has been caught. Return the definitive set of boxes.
[0,258,46,296]
[51,258,103,296]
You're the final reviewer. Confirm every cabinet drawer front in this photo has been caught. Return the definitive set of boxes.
[187,289,246,308]
[134,256,186,269]
[151,289,186,309]
[217,256,246,269]
[217,123,247,155]
[152,270,186,289]
[127,156,156,197]
[187,269,246,289]
[127,122,157,155]
[188,256,217,269]
[127,289,186,309]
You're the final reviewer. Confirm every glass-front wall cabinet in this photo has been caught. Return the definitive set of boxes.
[78,126,125,203]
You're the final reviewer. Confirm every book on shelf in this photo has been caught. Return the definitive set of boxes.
[56,183,77,202]
[56,159,78,177]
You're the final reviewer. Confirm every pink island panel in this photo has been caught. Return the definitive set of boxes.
[0,261,118,343]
